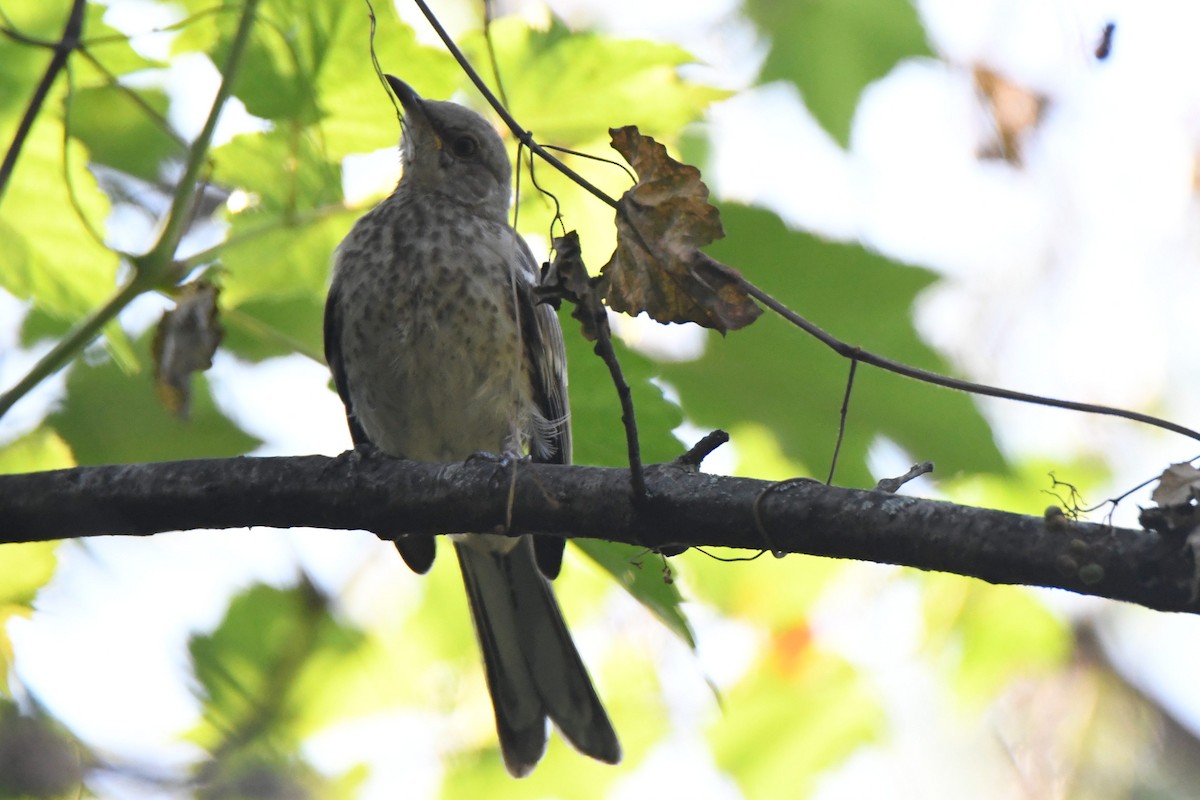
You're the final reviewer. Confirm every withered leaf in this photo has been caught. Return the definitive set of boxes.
[974,66,1045,164]
[601,126,761,333]
[1151,462,1200,507]
[152,280,223,418]
[542,231,605,341]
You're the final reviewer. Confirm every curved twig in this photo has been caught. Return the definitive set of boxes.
[0,0,86,206]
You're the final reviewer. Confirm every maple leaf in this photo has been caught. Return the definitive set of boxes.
[601,126,761,333]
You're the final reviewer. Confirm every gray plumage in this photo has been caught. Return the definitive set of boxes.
[324,76,619,776]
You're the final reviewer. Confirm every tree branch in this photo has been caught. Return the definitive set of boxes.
[1,454,1196,614]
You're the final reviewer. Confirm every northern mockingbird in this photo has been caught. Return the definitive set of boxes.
[324,76,620,776]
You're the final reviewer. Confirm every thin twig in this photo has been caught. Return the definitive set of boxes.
[481,1,510,110]
[738,279,1200,443]
[674,429,729,469]
[592,311,647,500]
[0,0,86,207]
[59,62,109,250]
[875,461,934,493]
[410,0,618,210]
[828,355,857,484]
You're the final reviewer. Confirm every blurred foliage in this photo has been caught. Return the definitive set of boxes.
[188,579,369,798]
[0,699,84,800]
[662,203,1005,489]
[0,0,1180,798]
[743,0,931,145]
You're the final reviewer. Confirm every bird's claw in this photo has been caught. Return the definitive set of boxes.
[466,450,528,469]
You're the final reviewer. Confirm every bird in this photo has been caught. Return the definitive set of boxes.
[323,75,620,776]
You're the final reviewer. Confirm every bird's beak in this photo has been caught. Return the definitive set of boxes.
[386,75,442,151]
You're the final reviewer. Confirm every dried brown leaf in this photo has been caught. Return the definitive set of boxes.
[1151,462,1200,507]
[601,126,761,333]
[974,66,1045,164]
[543,231,604,341]
[152,280,222,418]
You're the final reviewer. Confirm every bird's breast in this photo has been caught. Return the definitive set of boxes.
[339,217,539,462]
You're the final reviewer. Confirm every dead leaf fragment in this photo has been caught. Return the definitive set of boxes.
[974,66,1045,164]
[601,126,761,333]
[541,231,604,341]
[152,280,222,418]
[1151,462,1200,507]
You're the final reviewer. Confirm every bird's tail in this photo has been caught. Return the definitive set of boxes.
[454,537,620,776]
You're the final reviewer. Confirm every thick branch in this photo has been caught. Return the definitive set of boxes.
[0,454,1196,614]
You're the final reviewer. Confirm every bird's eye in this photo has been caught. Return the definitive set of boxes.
[451,135,479,159]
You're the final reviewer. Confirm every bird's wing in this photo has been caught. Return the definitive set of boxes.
[325,248,437,574]
[323,277,370,447]
[515,236,571,579]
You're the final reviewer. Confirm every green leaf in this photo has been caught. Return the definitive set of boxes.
[313,2,456,160]
[0,429,69,696]
[216,205,356,308]
[211,128,343,214]
[48,335,260,465]
[462,18,727,145]
[565,321,682,468]
[923,578,1071,705]
[221,295,326,363]
[0,539,59,698]
[0,114,119,320]
[205,128,357,362]
[77,3,163,81]
[68,85,181,181]
[711,647,883,797]
[560,316,695,644]
[188,580,368,749]
[661,204,1006,488]
[0,5,69,119]
[194,0,454,158]
[744,0,931,145]
[0,427,75,474]
[575,539,694,648]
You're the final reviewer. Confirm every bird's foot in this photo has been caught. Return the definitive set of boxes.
[465,450,528,469]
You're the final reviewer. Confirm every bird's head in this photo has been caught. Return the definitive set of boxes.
[386,75,512,218]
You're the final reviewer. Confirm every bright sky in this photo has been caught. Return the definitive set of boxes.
[6,0,1200,797]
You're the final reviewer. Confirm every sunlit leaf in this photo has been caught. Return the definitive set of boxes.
[461,18,727,144]
[0,540,59,697]
[221,295,326,363]
[188,580,368,749]
[0,428,75,474]
[711,645,882,797]
[0,430,68,695]
[68,85,181,181]
[191,0,454,159]
[0,115,118,320]
[922,578,1071,704]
